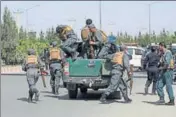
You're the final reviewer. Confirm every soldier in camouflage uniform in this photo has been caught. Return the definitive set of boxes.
[56,25,80,61]
[46,41,66,95]
[99,45,132,103]
[22,49,44,103]
[155,42,175,105]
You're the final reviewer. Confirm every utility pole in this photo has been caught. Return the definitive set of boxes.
[25,5,40,33]
[99,0,102,30]
[148,4,151,43]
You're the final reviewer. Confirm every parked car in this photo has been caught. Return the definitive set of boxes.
[127,46,145,70]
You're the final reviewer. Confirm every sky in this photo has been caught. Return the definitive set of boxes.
[1,1,176,38]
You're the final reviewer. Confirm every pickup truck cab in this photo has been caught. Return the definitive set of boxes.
[62,58,121,99]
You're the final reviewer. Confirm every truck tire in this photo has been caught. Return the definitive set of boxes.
[80,88,87,94]
[68,88,78,99]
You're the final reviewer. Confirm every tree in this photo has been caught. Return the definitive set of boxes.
[1,7,18,65]
[19,26,27,40]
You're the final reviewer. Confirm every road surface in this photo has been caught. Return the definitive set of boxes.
[1,74,176,117]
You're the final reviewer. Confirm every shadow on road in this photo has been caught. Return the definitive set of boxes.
[136,92,157,96]
[41,91,53,94]
[43,90,121,102]
[142,101,166,106]
[17,97,37,104]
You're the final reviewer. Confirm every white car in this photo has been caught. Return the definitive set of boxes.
[127,46,145,69]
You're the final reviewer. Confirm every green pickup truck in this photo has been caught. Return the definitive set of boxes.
[62,58,121,99]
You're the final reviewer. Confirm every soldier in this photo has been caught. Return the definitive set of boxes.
[143,46,160,95]
[156,42,175,105]
[86,24,105,58]
[56,25,80,61]
[22,49,44,103]
[47,41,66,95]
[99,45,132,103]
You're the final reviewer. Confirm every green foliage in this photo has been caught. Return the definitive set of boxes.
[1,6,176,65]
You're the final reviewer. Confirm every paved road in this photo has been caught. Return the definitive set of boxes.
[1,74,176,117]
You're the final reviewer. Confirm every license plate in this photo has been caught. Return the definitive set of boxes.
[94,79,102,84]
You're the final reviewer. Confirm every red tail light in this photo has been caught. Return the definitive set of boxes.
[64,62,69,76]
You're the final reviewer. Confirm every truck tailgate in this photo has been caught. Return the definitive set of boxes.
[68,59,103,77]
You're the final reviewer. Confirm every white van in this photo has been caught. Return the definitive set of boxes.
[127,46,145,69]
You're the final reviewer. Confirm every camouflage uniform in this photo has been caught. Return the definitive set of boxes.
[156,42,175,105]
[22,49,44,103]
[56,25,80,61]
[83,24,104,59]
[99,45,132,103]
[46,41,66,95]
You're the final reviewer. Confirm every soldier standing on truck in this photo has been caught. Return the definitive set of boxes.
[81,23,106,59]
[56,25,80,61]
[22,49,45,103]
[99,45,132,103]
[46,41,66,95]
[143,46,160,95]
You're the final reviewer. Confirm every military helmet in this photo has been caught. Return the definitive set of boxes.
[28,49,36,55]
[86,19,92,25]
[56,25,65,34]
[107,35,116,44]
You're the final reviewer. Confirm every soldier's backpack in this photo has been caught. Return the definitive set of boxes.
[49,48,61,60]
[26,55,38,64]
[111,52,124,65]
[81,26,107,43]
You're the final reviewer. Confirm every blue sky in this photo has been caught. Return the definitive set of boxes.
[1,1,176,38]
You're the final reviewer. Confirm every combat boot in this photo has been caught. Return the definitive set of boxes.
[165,99,175,106]
[155,97,165,105]
[123,93,132,103]
[100,93,108,103]
[72,52,78,61]
[35,92,40,101]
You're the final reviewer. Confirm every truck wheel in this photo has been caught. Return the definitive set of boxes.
[80,88,87,94]
[68,88,78,99]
